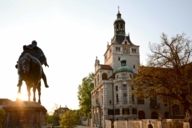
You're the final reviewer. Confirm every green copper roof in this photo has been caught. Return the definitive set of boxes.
[114,66,133,73]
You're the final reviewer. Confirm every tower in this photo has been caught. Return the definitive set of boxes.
[91,10,169,128]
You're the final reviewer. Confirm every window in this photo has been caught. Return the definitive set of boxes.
[131,48,136,53]
[123,93,127,104]
[122,84,127,90]
[138,111,145,119]
[120,24,123,29]
[116,47,120,52]
[121,60,126,66]
[115,109,120,115]
[115,86,118,91]
[115,25,118,30]
[102,73,108,80]
[122,108,129,115]
[132,108,137,114]
[116,94,119,104]
[132,94,135,104]
[150,97,158,108]
[108,109,114,115]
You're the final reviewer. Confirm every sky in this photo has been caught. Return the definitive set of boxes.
[0,0,192,114]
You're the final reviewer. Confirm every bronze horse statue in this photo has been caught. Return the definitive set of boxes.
[16,40,49,103]
[17,53,43,103]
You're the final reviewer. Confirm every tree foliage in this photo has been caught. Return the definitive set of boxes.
[78,73,94,118]
[60,110,80,128]
[148,33,192,67]
[133,33,192,117]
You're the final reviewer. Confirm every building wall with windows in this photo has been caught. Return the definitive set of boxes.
[91,10,184,128]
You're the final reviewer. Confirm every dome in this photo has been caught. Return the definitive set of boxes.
[114,66,133,73]
[113,12,125,25]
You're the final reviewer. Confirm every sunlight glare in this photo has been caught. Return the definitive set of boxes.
[16,92,26,101]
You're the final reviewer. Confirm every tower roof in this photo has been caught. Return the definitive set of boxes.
[114,65,134,73]
[113,8,126,38]
[114,10,125,25]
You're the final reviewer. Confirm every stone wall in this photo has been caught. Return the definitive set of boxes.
[105,119,190,128]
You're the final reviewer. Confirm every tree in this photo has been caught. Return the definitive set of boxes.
[133,33,192,124]
[46,114,54,125]
[60,110,80,128]
[77,73,94,124]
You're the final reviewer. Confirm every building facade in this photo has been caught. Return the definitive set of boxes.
[91,10,184,128]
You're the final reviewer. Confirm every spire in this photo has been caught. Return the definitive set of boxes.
[95,56,100,66]
[117,6,121,19]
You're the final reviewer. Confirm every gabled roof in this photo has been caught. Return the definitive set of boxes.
[100,64,113,70]
[111,34,137,46]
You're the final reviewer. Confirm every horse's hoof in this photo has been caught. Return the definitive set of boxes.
[45,85,49,88]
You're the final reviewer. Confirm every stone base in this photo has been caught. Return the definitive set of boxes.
[0,99,47,128]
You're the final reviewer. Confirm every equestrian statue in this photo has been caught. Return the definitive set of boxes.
[16,40,49,104]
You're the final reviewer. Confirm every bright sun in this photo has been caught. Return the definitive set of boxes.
[16,92,26,101]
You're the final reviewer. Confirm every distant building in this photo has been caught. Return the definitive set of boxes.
[53,106,69,117]
[91,10,184,128]
[0,98,47,128]
[52,106,69,126]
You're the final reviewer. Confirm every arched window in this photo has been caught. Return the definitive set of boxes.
[102,73,108,80]
[138,111,145,119]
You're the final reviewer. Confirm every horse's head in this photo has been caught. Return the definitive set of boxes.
[18,53,31,74]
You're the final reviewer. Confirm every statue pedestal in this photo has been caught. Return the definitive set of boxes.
[0,99,47,128]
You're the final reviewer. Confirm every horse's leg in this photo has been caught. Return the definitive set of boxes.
[18,85,21,93]
[37,82,41,104]
[17,76,22,87]
[17,84,22,101]
[27,86,31,101]
[33,86,36,102]
[17,77,22,93]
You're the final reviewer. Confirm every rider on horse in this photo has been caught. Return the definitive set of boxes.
[16,40,49,88]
